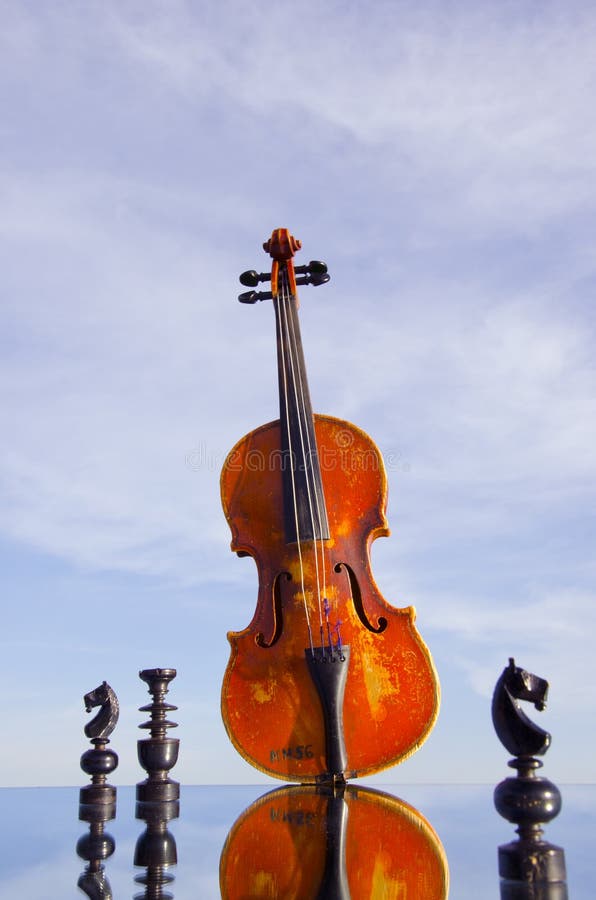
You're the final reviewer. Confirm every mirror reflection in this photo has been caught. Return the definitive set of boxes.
[220,783,448,899]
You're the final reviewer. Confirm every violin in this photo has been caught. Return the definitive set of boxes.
[220,229,439,783]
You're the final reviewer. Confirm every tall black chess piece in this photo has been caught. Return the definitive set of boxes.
[136,668,180,804]
[80,681,119,806]
[134,797,179,900]
[492,658,567,900]
[77,681,119,899]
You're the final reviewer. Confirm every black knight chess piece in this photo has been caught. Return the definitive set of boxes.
[77,681,119,898]
[492,658,567,899]
[136,668,180,804]
[80,681,119,806]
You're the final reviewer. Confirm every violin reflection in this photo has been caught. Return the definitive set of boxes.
[220,783,448,899]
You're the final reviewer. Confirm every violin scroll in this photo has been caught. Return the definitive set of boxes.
[263,228,301,259]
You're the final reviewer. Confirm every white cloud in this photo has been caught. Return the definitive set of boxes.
[1,159,594,581]
[102,2,596,230]
[420,587,596,713]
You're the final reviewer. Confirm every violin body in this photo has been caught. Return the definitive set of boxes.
[220,229,439,782]
[221,414,438,780]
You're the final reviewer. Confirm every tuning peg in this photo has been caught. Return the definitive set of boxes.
[239,270,271,287]
[295,272,331,288]
[294,261,328,277]
[238,290,273,304]
[239,259,328,302]
[239,271,259,287]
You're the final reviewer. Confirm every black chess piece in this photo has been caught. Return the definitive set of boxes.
[492,658,567,900]
[134,797,179,900]
[80,681,119,806]
[77,681,119,898]
[136,668,180,804]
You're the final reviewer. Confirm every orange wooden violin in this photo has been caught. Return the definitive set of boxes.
[220,229,439,783]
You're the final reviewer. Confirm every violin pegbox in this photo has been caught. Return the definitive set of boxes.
[238,228,330,304]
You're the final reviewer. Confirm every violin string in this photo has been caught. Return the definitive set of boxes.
[283,280,330,645]
[279,269,326,646]
[276,269,314,652]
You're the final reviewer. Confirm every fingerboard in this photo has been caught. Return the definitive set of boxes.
[274,276,330,544]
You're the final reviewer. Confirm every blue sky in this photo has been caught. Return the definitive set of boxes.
[2,0,596,787]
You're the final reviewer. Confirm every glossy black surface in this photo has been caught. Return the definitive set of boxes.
[0,784,594,898]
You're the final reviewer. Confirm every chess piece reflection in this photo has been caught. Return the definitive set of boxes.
[492,658,567,900]
[136,668,180,804]
[77,681,119,899]
[77,805,116,900]
[220,783,448,899]
[134,798,179,900]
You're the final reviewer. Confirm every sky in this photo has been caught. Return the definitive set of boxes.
[1,0,596,789]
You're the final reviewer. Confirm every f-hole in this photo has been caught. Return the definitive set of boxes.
[256,571,290,648]
[334,562,387,634]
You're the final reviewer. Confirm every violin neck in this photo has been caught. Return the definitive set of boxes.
[274,272,330,544]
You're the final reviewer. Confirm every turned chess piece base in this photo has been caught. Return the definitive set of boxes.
[495,757,566,895]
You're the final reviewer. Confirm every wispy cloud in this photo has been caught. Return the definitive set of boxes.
[105,3,596,228]
[424,588,596,716]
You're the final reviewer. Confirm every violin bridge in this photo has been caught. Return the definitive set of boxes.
[305,645,350,780]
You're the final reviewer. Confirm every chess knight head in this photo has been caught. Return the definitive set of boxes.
[83,681,120,741]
